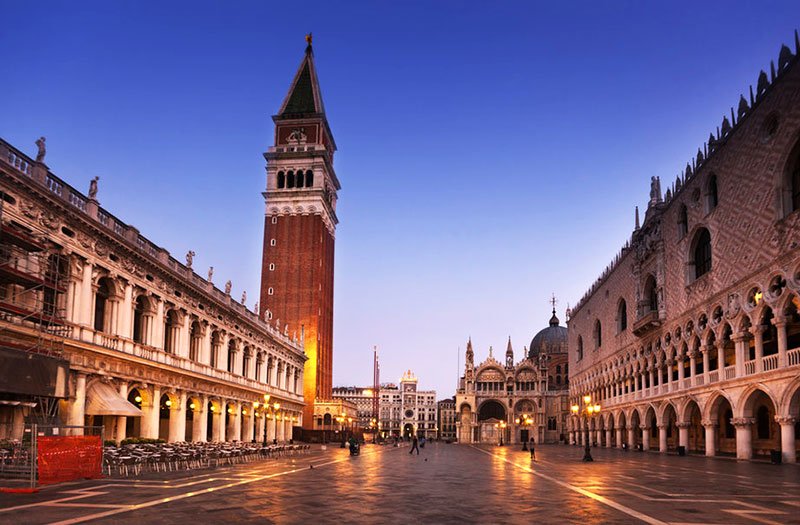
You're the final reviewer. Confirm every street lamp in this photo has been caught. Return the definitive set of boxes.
[515,414,534,451]
[260,395,273,446]
[494,421,507,446]
[336,415,346,448]
[571,394,601,462]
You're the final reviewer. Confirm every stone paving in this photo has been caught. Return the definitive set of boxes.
[0,443,798,524]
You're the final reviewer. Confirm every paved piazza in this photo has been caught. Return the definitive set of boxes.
[1,444,799,524]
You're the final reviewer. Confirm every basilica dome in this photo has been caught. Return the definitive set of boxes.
[528,310,568,358]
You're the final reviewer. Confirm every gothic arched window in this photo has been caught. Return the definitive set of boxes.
[296,170,304,188]
[594,320,602,349]
[692,228,712,279]
[286,171,295,188]
[277,171,285,189]
[678,204,688,238]
[706,174,719,213]
[644,275,658,313]
[577,336,583,361]
[617,299,627,332]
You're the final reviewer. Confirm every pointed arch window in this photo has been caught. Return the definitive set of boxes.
[277,171,285,189]
[287,171,295,188]
[706,174,719,213]
[296,170,304,188]
[692,228,712,279]
[577,336,583,361]
[644,274,658,314]
[594,320,602,349]
[305,170,314,187]
[678,204,688,238]
[93,278,111,332]
[617,299,627,332]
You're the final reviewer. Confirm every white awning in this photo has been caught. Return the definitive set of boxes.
[85,382,143,417]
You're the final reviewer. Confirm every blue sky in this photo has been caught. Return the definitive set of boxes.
[2,1,799,396]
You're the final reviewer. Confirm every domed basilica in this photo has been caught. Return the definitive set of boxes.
[455,308,570,444]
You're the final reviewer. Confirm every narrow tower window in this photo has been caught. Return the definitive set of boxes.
[296,170,304,188]
[306,170,314,187]
[287,171,295,188]
[277,171,286,189]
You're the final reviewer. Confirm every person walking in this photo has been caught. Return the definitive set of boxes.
[409,435,420,455]
[529,438,535,461]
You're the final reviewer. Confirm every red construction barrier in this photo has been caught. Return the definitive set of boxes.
[37,435,102,485]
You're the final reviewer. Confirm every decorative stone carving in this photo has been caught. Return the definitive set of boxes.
[185,250,195,268]
[731,417,755,427]
[207,266,213,282]
[224,280,232,295]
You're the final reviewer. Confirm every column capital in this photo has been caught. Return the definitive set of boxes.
[639,425,650,431]
[731,417,755,427]
[676,422,691,429]
[657,423,668,430]
[701,419,718,428]
[774,415,797,425]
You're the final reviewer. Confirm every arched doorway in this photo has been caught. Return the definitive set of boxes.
[477,400,506,443]
[403,423,414,439]
[661,403,678,451]
[741,388,779,459]
[618,411,627,447]
[629,409,641,449]
[684,400,704,454]
[708,393,735,456]
[607,412,616,447]
[644,406,657,451]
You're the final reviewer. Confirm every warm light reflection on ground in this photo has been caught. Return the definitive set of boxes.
[1,443,798,524]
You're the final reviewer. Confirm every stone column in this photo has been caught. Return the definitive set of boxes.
[605,428,612,448]
[286,418,293,441]
[775,318,788,368]
[256,414,265,444]
[658,424,668,452]
[732,333,746,377]
[167,398,181,443]
[176,391,187,441]
[116,381,128,443]
[149,385,161,440]
[627,426,635,449]
[702,420,717,457]
[615,428,623,448]
[244,406,254,442]
[178,316,190,359]
[276,415,285,442]
[677,357,685,384]
[211,402,222,442]
[233,403,242,441]
[267,416,277,442]
[754,327,764,372]
[201,324,212,366]
[702,346,711,384]
[192,397,206,442]
[733,418,755,460]
[153,300,165,350]
[641,426,650,451]
[688,351,697,385]
[776,416,796,464]
[119,282,133,338]
[677,422,690,450]
[67,373,87,435]
[665,359,673,393]
[79,263,93,327]
[648,369,655,394]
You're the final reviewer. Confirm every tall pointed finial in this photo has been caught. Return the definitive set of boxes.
[550,293,558,315]
[305,32,313,54]
[634,206,640,230]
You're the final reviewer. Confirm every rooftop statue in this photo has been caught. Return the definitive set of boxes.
[88,176,99,200]
[35,137,46,163]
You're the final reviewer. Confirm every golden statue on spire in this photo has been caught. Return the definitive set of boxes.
[305,33,313,46]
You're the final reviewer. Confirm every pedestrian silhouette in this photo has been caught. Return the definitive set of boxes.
[409,435,420,455]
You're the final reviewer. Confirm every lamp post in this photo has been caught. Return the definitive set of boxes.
[494,421,507,446]
[336,415,346,448]
[571,394,601,462]
[515,414,534,451]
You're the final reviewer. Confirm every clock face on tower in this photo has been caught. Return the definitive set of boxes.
[405,409,414,419]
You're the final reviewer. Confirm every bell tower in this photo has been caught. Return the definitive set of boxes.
[260,35,340,428]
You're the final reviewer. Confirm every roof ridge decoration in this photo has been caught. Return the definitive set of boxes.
[570,30,799,317]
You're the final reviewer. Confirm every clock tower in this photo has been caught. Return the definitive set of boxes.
[260,36,340,428]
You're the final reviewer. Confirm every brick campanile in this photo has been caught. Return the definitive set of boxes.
[260,37,340,428]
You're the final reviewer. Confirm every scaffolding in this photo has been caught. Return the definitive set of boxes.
[0,192,70,427]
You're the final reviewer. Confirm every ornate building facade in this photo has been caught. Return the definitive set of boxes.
[0,138,305,443]
[568,35,800,462]
[455,310,570,444]
[259,37,340,428]
[376,372,437,439]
